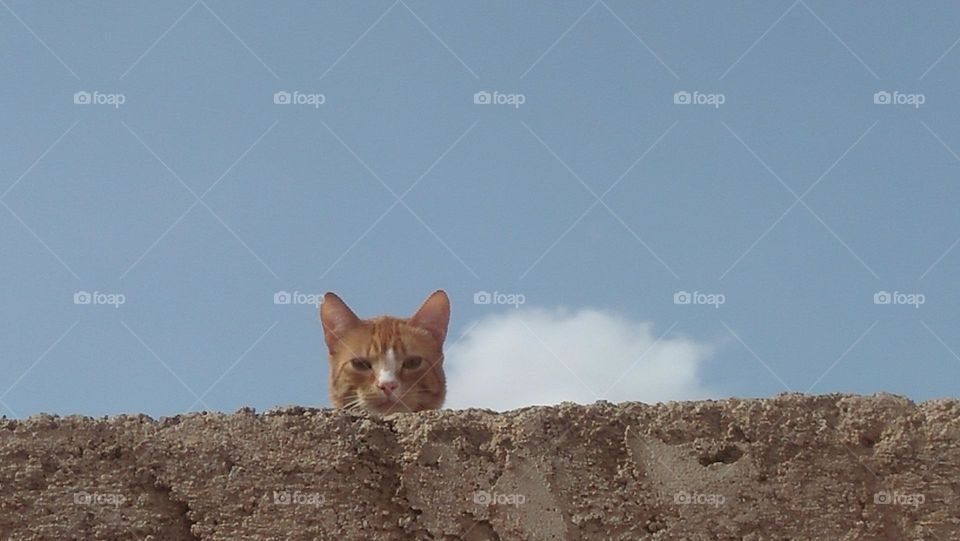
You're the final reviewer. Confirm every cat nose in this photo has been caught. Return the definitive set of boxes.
[378,381,398,395]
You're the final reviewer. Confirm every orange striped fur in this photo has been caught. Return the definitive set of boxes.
[320,291,449,414]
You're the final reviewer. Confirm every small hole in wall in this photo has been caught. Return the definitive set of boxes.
[699,445,744,466]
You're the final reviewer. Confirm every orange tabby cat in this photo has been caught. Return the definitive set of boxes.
[320,290,449,414]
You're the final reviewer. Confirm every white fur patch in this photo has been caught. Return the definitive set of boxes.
[378,348,398,386]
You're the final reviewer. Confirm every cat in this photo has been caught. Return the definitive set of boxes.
[320,290,450,414]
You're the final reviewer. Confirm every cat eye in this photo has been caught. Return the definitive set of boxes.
[402,356,423,370]
[350,358,372,371]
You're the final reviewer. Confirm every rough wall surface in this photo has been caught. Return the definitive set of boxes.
[0,394,957,540]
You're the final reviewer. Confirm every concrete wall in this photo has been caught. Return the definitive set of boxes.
[1,394,957,540]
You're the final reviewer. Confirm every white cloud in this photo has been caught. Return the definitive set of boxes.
[443,307,717,411]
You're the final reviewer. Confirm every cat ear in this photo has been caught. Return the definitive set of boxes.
[320,292,361,352]
[409,290,450,346]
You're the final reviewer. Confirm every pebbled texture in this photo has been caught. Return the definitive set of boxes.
[0,394,958,540]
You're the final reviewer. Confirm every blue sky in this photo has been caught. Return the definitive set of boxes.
[1,1,958,417]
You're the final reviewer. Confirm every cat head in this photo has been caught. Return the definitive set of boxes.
[320,290,450,414]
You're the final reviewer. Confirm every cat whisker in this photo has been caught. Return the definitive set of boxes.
[340,394,364,411]
[405,389,439,397]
